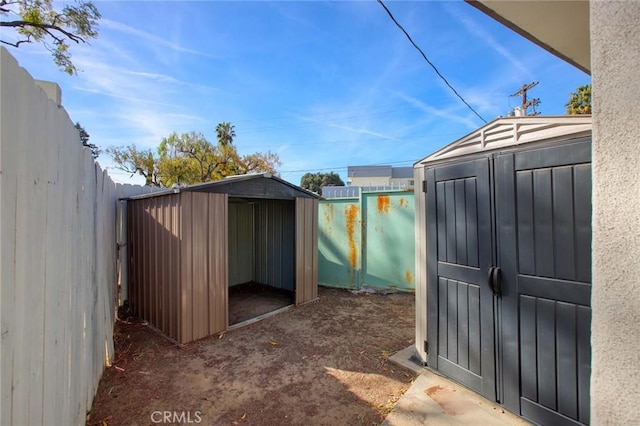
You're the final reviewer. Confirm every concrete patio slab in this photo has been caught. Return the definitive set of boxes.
[385,346,531,426]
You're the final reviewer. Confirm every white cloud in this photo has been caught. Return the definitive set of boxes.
[100,19,217,59]
[296,115,397,140]
[74,87,182,108]
[393,91,480,130]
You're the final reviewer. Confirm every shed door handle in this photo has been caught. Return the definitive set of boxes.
[487,266,502,297]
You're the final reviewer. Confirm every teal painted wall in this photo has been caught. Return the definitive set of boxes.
[318,199,361,289]
[318,190,415,291]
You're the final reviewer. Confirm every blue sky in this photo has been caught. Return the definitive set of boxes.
[8,0,590,186]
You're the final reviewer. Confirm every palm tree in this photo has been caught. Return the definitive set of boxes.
[215,122,236,147]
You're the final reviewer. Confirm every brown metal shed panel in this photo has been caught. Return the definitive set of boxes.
[193,193,208,339]
[179,192,194,343]
[143,200,152,323]
[136,199,143,319]
[127,194,182,342]
[133,199,143,319]
[179,192,228,343]
[160,198,169,336]
[163,195,180,341]
[159,196,180,340]
[170,199,180,340]
[208,194,228,335]
[150,201,158,327]
[136,200,145,319]
[127,201,138,317]
[142,199,151,321]
[295,197,319,305]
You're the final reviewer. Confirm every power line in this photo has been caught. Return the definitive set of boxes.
[376,0,487,124]
[279,159,418,174]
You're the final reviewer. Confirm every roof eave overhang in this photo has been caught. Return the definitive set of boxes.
[466,0,591,75]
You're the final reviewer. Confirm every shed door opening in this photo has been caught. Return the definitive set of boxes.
[425,138,592,425]
[228,198,296,325]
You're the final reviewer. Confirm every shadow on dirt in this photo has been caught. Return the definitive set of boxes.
[87,287,417,426]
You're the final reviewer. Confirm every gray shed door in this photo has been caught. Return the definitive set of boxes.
[497,140,592,425]
[426,138,591,426]
[425,158,496,400]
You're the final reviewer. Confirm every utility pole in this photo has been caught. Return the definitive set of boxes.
[510,82,541,116]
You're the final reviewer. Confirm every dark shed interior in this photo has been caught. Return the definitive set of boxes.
[226,198,296,325]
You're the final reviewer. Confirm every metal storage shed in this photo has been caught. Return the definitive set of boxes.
[124,173,319,344]
[413,116,592,425]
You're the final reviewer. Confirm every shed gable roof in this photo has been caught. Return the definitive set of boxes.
[125,173,319,201]
[188,173,318,199]
[415,115,592,166]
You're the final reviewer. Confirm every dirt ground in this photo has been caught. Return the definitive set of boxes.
[87,287,417,426]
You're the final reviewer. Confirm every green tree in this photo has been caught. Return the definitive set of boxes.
[300,172,344,195]
[234,151,281,176]
[106,124,281,187]
[1,0,101,74]
[566,84,592,115]
[105,145,161,186]
[75,122,99,159]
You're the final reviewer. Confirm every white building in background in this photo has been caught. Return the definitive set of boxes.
[322,165,414,198]
[346,165,414,189]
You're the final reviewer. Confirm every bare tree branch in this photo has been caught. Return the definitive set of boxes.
[1,20,86,43]
[1,38,29,47]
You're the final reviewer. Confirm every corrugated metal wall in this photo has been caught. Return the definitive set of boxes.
[254,200,296,291]
[318,191,415,291]
[128,189,317,343]
[128,192,228,344]
[228,201,254,286]
[296,197,319,304]
[128,194,181,341]
[179,192,228,343]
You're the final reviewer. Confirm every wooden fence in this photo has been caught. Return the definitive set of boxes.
[0,48,154,425]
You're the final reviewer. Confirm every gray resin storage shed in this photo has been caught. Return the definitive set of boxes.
[413,116,592,425]
[124,173,319,344]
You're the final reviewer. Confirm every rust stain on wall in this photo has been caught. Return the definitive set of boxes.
[377,194,390,214]
[324,203,334,223]
[405,270,414,283]
[345,204,359,268]
[398,197,406,208]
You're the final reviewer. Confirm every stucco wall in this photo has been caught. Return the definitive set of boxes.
[590,2,640,424]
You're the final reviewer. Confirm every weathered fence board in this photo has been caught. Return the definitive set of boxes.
[0,47,153,425]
